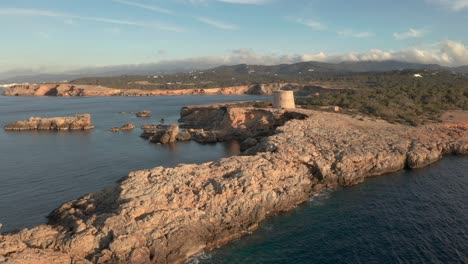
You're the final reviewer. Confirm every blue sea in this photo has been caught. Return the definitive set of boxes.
[196,156,468,264]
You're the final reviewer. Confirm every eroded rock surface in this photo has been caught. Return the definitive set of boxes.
[141,124,180,144]
[2,83,342,97]
[1,110,466,264]
[180,105,309,143]
[4,114,94,131]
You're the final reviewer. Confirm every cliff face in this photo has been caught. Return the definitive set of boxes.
[2,83,324,97]
[4,114,94,131]
[3,84,121,97]
[180,105,308,142]
[0,110,466,264]
[2,84,267,97]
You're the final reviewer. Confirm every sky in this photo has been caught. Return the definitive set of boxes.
[1,0,468,74]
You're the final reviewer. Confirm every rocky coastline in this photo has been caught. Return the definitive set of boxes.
[1,83,338,97]
[0,107,466,264]
[4,114,94,131]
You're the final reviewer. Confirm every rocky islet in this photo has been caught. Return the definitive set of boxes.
[4,114,95,131]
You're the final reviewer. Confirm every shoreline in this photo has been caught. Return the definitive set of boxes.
[1,82,341,97]
[0,107,466,263]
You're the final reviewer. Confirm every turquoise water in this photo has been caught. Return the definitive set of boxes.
[197,156,468,263]
[0,95,266,233]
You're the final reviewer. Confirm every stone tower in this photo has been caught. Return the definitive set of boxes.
[273,90,295,109]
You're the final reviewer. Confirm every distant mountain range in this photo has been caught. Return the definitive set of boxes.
[1,60,467,84]
[212,61,468,75]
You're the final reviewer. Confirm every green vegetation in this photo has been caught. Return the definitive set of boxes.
[296,71,468,125]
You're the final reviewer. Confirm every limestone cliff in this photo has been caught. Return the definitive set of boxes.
[2,82,336,97]
[180,105,308,142]
[3,84,121,97]
[0,110,466,264]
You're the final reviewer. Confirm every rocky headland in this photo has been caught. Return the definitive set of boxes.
[4,114,94,131]
[0,107,466,264]
[1,83,338,97]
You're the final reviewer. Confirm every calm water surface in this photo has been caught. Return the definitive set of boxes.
[0,95,266,233]
[198,156,468,264]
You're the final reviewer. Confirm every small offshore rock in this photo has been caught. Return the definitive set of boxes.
[141,124,157,130]
[136,111,151,118]
[112,123,136,132]
[141,124,179,144]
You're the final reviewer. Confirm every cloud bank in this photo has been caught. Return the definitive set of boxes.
[156,40,468,67]
[1,41,468,81]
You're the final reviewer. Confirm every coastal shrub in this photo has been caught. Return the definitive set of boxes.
[296,84,468,125]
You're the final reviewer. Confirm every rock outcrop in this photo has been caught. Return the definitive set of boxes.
[1,110,466,264]
[111,123,136,132]
[179,105,308,143]
[141,124,180,144]
[4,114,94,131]
[2,83,343,97]
[3,84,121,96]
[136,111,152,118]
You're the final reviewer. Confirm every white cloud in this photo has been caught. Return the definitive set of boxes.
[439,40,468,65]
[394,28,426,40]
[168,40,468,67]
[309,41,468,66]
[149,41,468,68]
[112,0,172,14]
[0,8,182,32]
[428,0,468,10]
[196,17,238,30]
[294,18,326,30]
[338,30,374,38]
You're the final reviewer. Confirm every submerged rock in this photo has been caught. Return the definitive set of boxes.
[4,114,94,131]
